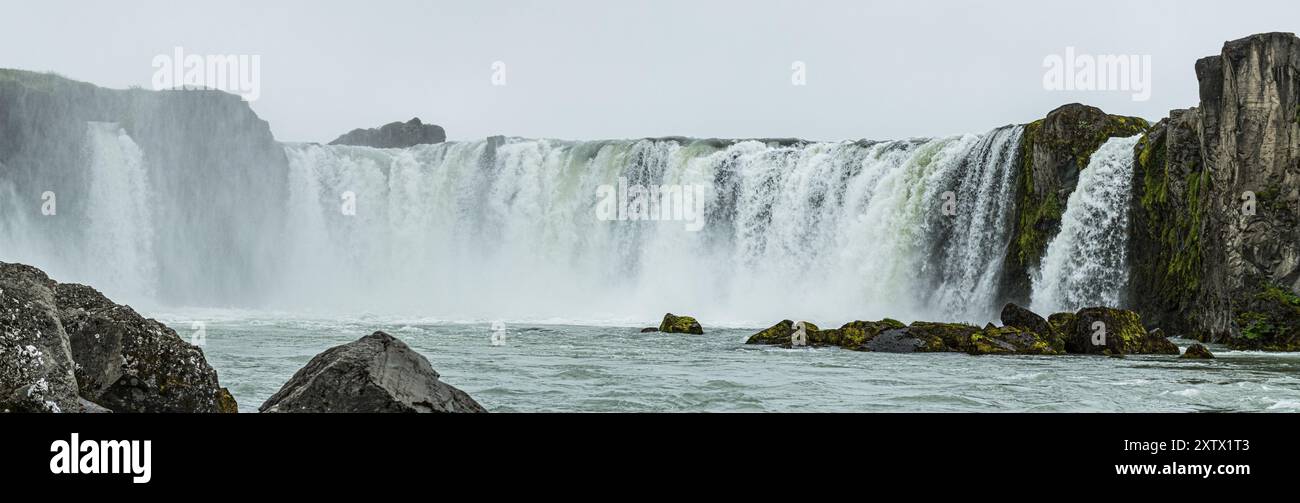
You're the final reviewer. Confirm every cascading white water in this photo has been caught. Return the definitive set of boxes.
[81,122,157,300]
[1030,135,1140,315]
[276,126,1025,325]
[1,120,1029,325]
[0,122,155,302]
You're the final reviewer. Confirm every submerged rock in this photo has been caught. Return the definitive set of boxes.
[1180,343,1215,359]
[639,327,659,333]
[329,117,446,148]
[260,331,486,413]
[56,283,234,413]
[1064,307,1179,355]
[658,313,703,334]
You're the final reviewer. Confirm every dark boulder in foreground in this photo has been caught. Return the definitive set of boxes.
[56,283,236,413]
[0,262,235,413]
[260,331,486,413]
[0,263,83,412]
[329,117,447,148]
[658,313,704,334]
[1181,343,1215,359]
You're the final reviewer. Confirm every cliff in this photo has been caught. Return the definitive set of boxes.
[1128,32,1300,349]
[0,69,289,305]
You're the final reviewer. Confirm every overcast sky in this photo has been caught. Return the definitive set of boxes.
[1,0,1295,142]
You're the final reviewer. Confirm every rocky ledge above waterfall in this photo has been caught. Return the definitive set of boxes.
[328,117,447,148]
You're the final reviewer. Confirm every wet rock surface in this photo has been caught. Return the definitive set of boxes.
[1,262,235,413]
[260,331,486,413]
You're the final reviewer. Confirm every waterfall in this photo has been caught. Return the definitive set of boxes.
[1,118,1029,325]
[0,122,155,302]
[274,126,1026,325]
[82,122,157,300]
[1030,135,1140,315]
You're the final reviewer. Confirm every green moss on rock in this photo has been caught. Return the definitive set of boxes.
[746,320,817,345]
[1005,105,1150,302]
[1066,307,1179,355]
[968,326,1063,355]
[1129,112,1206,335]
[1179,343,1215,359]
[658,313,704,334]
[1229,284,1300,351]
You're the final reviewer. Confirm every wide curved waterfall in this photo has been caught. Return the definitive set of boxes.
[2,122,1032,325]
[1030,135,1141,315]
[276,126,1025,325]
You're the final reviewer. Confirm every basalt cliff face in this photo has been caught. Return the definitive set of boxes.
[1127,33,1300,349]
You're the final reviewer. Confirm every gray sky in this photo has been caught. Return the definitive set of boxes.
[1,0,1295,142]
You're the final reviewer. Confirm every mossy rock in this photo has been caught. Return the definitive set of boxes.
[217,387,239,413]
[967,326,1064,355]
[746,320,818,345]
[659,313,704,335]
[1048,312,1077,334]
[1179,343,1215,359]
[1129,111,1207,335]
[1229,284,1300,351]
[1000,303,1064,350]
[861,321,980,353]
[813,319,903,351]
[1065,307,1178,355]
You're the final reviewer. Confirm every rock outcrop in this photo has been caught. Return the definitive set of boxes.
[0,263,83,412]
[328,117,447,148]
[968,326,1063,355]
[1127,33,1300,349]
[56,283,235,413]
[260,331,486,413]
[746,306,1175,356]
[1180,343,1215,359]
[1129,109,1207,336]
[1060,307,1180,356]
[1001,104,1149,304]
[747,320,814,345]
[0,262,235,413]
[658,313,704,334]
